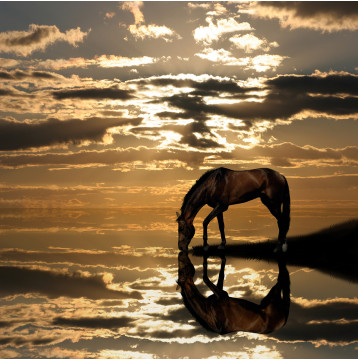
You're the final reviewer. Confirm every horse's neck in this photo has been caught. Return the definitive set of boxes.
[182,281,219,331]
[182,197,205,223]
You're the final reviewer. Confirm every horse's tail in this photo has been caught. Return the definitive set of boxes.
[282,176,291,234]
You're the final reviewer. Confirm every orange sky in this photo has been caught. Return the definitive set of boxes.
[0,1,358,209]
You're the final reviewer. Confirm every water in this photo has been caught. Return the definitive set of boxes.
[0,206,357,358]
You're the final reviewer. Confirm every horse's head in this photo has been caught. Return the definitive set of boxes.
[177,251,195,284]
[176,212,195,251]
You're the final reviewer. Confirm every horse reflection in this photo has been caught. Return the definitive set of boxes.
[177,252,290,335]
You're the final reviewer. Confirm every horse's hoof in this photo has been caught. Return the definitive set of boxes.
[274,243,288,253]
[203,245,209,252]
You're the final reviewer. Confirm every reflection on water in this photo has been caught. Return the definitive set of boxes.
[178,251,290,335]
[0,207,358,358]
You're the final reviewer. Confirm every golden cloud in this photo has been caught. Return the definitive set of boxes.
[0,24,89,56]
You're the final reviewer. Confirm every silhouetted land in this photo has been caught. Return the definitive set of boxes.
[193,219,358,283]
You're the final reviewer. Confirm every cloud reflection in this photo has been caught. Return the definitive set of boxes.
[0,266,142,300]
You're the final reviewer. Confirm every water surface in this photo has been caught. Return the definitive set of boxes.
[0,206,357,358]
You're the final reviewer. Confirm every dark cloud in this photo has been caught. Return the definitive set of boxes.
[0,116,142,151]
[158,73,358,123]
[260,1,358,18]
[0,321,13,328]
[163,121,223,149]
[0,266,142,300]
[53,316,134,329]
[160,94,210,121]
[52,86,135,100]
[0,71,15,80]
[275,300,358,343]
[0,70,60,81]
[181,133,222,149]
[0,336,57,347]
[0,24,89,56]
[0,89,14,96]
[253,2,358,32]
[139,77,257,96]
[267,73,358,96]
[192,78,258,95]
[131,119,223,149]
[5,26,56,47]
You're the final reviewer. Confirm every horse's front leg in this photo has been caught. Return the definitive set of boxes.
[203,253,226,298]
[203,204,228,251]
[217,212,226,250]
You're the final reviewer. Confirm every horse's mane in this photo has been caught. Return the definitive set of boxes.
[180,168,219,213]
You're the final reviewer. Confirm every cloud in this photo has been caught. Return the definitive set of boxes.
[0,24,89,56]
[0,116,142,151]
[161,122,224,149]
[274,299,358,344]
[250,54,287,72]
[0,58,19,68]
[0,88,15,97]
[105,12,116,19]
[29,55,167,70]
[188,2,228,16]
[0,69,61,81]
[195,48,286,71]
[0,247,176,269]
[193,16,252,44]
[122,1,145,25]
[95,55,168,68]
[128,24,180,42]
[2,138,357,171]
[157,71,358,123]
[0,145,208,170]
[0,336,58,348]
[0,266,142,299]
[53,316,134,329]
[195,48,250,66]
[251,2,358,32]
[137,75,256,96]
[52,86,135,100]
[243,143,358,167]
[267,71,358,96]
[35,57,94,70]
[229,34,279,53]
[122,1,180,42]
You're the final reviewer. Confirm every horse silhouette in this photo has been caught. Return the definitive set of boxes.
[177,167,290,252]
[177,251,290,335]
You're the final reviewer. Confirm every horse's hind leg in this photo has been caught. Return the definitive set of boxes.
[277,214,289,252]
[260,195,287,252]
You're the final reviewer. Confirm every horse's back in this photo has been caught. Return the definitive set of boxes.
[222,169,267,205]
[205,167,286,206]
[217,297,267,334]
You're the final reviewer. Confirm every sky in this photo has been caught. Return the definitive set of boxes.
[0,1,358,209]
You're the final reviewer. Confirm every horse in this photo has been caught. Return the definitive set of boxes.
[177,251,290,335]
[176,167,290,252]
